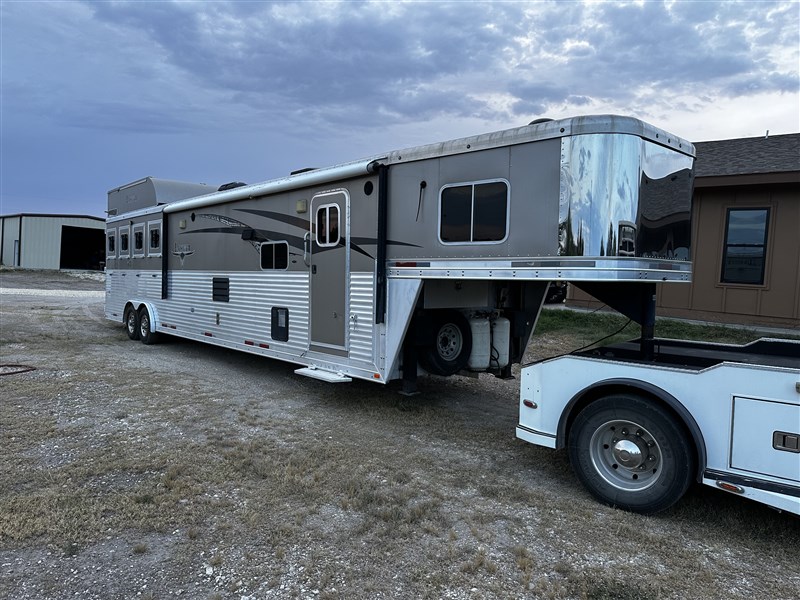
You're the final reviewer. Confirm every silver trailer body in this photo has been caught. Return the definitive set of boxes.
[105,115,695,384]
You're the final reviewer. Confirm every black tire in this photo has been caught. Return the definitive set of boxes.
[567,394,694,514]
[124,305,140,340]
[418,310,472,376]
[138,306,161,345]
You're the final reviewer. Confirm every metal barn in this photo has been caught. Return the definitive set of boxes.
[0,213,106,270]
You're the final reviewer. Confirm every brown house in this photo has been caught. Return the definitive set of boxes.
[570,133,800,328]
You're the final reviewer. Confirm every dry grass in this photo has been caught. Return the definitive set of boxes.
[1,273,798,599]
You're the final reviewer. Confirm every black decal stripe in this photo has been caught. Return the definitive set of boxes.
[236,209,309,230]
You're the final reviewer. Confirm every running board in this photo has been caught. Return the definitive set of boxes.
[294,367,352,383]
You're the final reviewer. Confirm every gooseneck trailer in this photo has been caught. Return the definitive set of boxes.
[106,114,799,514]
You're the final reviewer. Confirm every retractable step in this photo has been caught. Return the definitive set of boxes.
[294,367,352,383]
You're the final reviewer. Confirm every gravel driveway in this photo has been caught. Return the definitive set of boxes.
[1,269,798,600]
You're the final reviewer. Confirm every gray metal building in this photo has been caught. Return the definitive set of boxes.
[0,213,106,270]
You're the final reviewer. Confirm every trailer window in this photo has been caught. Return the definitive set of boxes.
[133,223,145,257]
[721,208,769,285]
[260,241,289,270]
[119,226,130,257]
[440,180,508,244]
[148,221,162,257]
[107,231,116,257]
[315,204,340,247]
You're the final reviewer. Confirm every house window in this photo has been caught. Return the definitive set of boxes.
[440,180,509,243]
[132,223,145,257]
[148,221,162,257]
[107,231,116,257]
[260,241,289,270]
[721,208,769,285]
[315,204,340,247]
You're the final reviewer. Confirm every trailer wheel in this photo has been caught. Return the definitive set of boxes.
[124,306,140,340]
[138,306,160,345]
[418,310,472,376]
[568,394,694,514]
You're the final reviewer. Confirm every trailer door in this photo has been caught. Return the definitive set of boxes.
[309,190,349,353]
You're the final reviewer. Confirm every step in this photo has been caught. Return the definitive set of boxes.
[294,367,352,383]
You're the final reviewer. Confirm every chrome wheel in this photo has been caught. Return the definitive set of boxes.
[435,323,463,361]
[589,419,662,491]
[139,311,150,339]
[126,311,137,336]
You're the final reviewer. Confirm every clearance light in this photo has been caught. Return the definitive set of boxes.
[244,340,255,346]
[204,332,213,337]
[259,343,270,349]
[373,373,381,379]
[716,481,744,494]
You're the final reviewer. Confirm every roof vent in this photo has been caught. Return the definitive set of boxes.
[529,118,554,125]
[218,181,247,191]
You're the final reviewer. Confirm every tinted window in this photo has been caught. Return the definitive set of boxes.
[721,208,769,285]
[315,205,340,247]
[149,227,160,251]
[107,234,115,254]
[440,181,508,243]
[261,241,289,270]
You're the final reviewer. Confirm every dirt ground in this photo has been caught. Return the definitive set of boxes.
[1,269,798,600]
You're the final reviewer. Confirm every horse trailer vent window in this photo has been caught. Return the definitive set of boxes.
[440,180,509,244]
[315,204,340,247]
[119,226,130,257]
[148,221,162,257]
[260,241,289,270]
[212,277,230,302]
[133,224,145,257]
[721,208,769,285]
[107,231,116,257]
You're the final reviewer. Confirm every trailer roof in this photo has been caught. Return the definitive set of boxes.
[112,115,694,220]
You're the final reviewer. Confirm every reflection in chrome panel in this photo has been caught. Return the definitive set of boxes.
[559,134,694,262]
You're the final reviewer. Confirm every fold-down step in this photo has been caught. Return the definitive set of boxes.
[294,367,352,383]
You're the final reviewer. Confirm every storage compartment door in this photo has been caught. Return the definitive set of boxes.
[730,397,800,483]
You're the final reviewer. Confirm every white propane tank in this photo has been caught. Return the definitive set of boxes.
[468,317,491,371]
[491,317,511,368]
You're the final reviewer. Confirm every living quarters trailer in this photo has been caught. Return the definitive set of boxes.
[105,115,694,388]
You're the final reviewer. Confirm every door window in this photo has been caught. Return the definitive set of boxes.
[315,204,340,247]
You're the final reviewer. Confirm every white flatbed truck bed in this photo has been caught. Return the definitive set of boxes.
[517,337,800,514]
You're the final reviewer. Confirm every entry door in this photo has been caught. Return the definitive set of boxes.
[309,190,349,352]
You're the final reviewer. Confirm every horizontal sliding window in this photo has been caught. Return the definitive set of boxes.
[721,208,769,285]
[260,241,289,270]
[440,180,509,244]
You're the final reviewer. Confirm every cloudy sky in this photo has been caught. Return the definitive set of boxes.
[2,0,798,217]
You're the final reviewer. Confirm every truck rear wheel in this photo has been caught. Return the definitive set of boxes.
[568,394,694,514]
[124,306,140,340]
[418,310,472,376]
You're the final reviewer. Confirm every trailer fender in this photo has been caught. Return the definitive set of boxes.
[556,378,707,482]
[127,300,160,333]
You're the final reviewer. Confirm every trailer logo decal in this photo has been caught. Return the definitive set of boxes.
[172,243,195,265]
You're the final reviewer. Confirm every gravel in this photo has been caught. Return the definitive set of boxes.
[1,268,798,600]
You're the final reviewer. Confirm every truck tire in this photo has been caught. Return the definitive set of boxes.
[138,306,161,345]
[418,310,472,376]
[125,306,140,340]
[568,394,694,514]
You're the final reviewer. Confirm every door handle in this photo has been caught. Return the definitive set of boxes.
[303,231,311,266]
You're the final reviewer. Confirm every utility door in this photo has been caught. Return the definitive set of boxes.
[309,190,349,353]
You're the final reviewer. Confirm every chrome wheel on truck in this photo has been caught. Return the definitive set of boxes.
[568,394,694,514]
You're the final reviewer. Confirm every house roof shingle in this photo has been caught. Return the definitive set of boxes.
[694,133,800,178]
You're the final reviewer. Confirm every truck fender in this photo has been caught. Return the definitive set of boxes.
[556,378,707,482]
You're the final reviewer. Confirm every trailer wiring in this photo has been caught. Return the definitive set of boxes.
[524,317,634,366]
